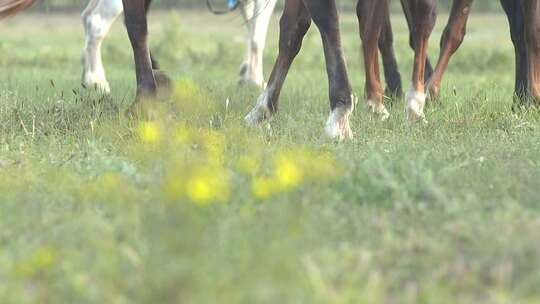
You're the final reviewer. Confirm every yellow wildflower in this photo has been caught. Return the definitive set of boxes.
[274,154,303,189]
[186,176,212,204]
[252,177,276,200]
[138,121,160,143]
[184,166,229,205]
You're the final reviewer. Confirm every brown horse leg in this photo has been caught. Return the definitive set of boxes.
[427,0,473,100]
[245,0,311,125]
[523,0,540,106]
[404,0,437,122]
[123,0,156,103]
[304,0,355,139]
[379,7,403,99]
[401,0,434,83]
[501,0,528,108]
[357,0,390,120]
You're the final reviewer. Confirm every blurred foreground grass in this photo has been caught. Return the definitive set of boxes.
[1,11,540,303]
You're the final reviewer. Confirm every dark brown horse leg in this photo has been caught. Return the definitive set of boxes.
[403,0,437,122]
[379,7,403,99]
[427,0,473,100]
[401,0,434,83]
[123,0,156,103]
[523,0,540,106]
[501,0,528,108]
[245,0,311,125]
[357,0,390,120]
[304,0,355,139]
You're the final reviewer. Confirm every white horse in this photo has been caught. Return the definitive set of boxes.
[81,0,278,93]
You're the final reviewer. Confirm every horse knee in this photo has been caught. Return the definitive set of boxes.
[85,14,112,44]
[278,13,311,55]
[419,0,437,18]
[416,0,437,32]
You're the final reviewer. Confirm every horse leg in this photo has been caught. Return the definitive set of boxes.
[379,6,403,99]
[358,0,390,120]
[401,0,434,83]
[427,0,473,100]
[501,0,528,108]
[244,0,311,126]
[404,0,437,122]
[239,1,255,84]
[81,0,122,93]
[304,0,354,139]
[239,0,278,88]
[523,0,540,106]
[123,0,156,103]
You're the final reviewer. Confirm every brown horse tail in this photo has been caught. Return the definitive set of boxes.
[0,0,39,19]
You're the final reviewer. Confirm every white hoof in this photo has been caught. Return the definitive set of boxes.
[406,87,427,122]
[245,90,272,127]
[366,99,390,121]
[82,73,111,93]
[324,105,354,141]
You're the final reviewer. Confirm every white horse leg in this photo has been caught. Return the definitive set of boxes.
[81,0,123,93]
[239,1,255,84]
[239,0,277,88]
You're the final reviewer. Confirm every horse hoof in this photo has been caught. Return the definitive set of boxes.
[245,91,272,127]
[366,99,390,121]
[324,105,354,141]
[81,74,111,93]
[406,88,427,123]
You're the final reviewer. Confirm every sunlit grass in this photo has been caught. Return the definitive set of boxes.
[0,11,540,304]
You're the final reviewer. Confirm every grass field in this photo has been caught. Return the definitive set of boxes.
[1,10,540,303]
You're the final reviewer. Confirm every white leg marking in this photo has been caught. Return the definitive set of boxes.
[324,102,354,141]
[239,0,277,88]
[405,87,427,122]
[366,99,390,121]
[81,0,123,93]
[245,88,272,127]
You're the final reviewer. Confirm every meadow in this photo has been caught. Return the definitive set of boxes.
[1,10,540,303]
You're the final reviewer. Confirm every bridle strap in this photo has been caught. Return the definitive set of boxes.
[206,0,240,15]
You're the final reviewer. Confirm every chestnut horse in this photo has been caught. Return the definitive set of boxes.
[244,0,437,140]
[3,0,539,133]
[416,0,536,109]
[0,0,409,112]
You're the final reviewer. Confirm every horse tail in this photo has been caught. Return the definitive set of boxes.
[0,0,39,19]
